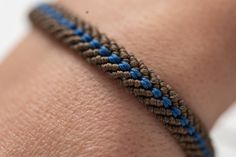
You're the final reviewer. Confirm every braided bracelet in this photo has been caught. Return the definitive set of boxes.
[29,3,214,157]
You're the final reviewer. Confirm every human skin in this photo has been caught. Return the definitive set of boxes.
[0,0,236,156]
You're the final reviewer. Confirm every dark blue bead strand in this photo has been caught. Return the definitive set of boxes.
[32,4,213,157]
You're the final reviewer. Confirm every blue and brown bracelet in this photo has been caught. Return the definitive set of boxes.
[29,3,214,157]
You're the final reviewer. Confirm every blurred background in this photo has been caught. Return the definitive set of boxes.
[0,0,235,156]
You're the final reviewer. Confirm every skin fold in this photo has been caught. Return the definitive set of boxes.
[0,0,236,156]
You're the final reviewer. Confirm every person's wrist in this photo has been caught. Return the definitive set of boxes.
[58,0,236,128]
[0,29,184,157]
[1,0,236,156]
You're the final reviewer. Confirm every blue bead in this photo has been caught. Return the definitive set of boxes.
[89,39,101,48]
[162,97,172,108]
[108,54,121,63]
[180,116,189,126]
[130,68,141,79]
[67,22,77,29]
[99,46,111,56]
[59,18,76,29]
[51,11,63,20]
[38,4,50,11]
[41,5,58,18]
[59,18,68,25]
[194,132,202,141]
[141,77,152,89]
[81,33,92,42]
[130,71,136,79]
[199,139,206,149]
[40,6,51,14]
[119,61,131,71]
[74,28,84,36]
[171,107,181,117]
[38,4,62,21]
[187,125,196,135]
[42,4,50,9]
[193,133,211,157]
[46,8,55,15]
[203,149,210,157]
[152,88,162,98]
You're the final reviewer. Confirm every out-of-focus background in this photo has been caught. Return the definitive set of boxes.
[0,0,235,156]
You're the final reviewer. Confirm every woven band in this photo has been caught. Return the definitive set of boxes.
[29,3,214,157]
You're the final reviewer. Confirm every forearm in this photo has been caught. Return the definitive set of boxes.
[0,0,236,156]
[0,30,185,156]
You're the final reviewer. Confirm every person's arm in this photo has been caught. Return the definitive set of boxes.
[0,0,236,156]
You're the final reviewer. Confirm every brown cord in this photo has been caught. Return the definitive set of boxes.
[29,4,214,157]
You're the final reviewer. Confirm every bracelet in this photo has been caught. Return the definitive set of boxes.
[29,3,214,157]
